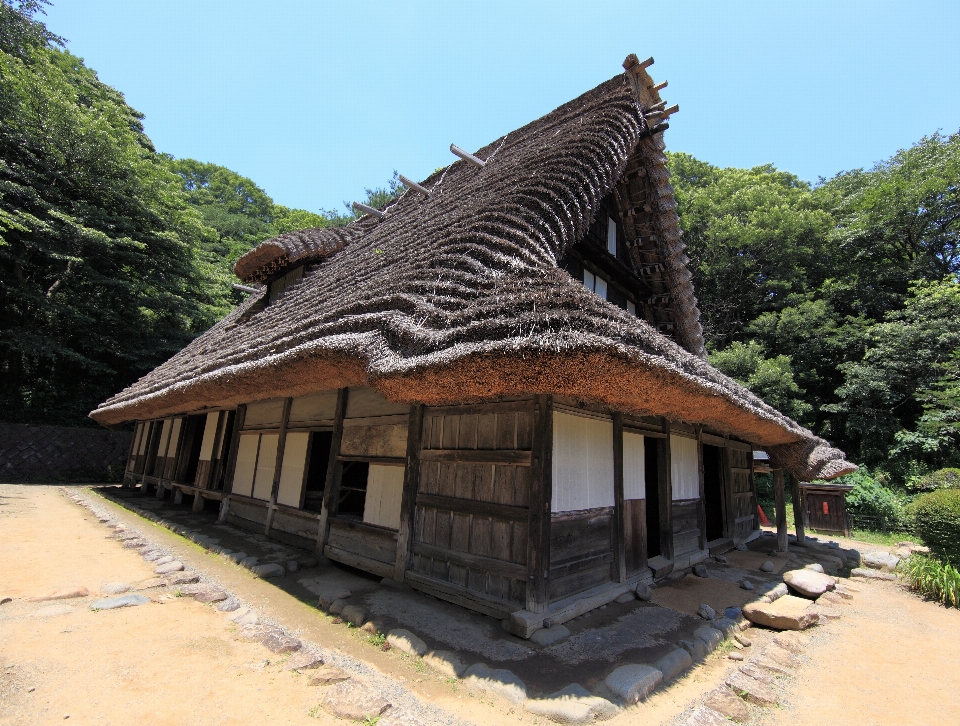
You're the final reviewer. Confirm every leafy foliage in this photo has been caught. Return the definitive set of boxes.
[906,488,960,565]
[831,469,906,532]
[899,554,960,607]
[912,468,960,492]
[709,341,811,423]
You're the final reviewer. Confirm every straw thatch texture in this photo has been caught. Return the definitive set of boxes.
[90,69,855,481]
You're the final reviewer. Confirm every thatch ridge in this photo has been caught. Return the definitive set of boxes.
[91,67,855,481]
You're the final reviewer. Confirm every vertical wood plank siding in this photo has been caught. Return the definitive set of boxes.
[411,399,536,610]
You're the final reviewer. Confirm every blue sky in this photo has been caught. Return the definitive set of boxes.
[46,0,960,214]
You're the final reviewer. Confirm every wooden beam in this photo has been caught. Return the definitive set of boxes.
[790,476,806,545]
[612,412,626,583]
[412,541,527,581]
[653,80,668,92]
[419,448,531,466]
[450,144,486,168]
[316,389,348,557]
[394,403,424,582]
[265,397,293,536]
[416,493,529,522]
[526,394,553,613]
[398,174,430,196]
[352,202,384,219]
[774,468,788,553]
[659,418,674,560]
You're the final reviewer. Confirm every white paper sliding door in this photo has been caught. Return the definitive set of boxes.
[276,432,310,507]
[232,434,260,498]
[551,411,614,512]
[252,434,279,501]
[363,465,404,530]
[623,431,646,500]
[671,434,700,500]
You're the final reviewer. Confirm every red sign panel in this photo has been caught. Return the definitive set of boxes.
[822,501,830,515]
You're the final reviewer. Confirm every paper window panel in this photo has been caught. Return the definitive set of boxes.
[671,434,700,500]
[252,433,279,500]
[158,419,173,459]
[627,300,636,316]
[583,270,595,292]
[363,464,405,530]
[232,434,260,498]
[551,411,614,512]
[198,412,221,461]
[136,423,149,455]
[165,418,183,458]
[128,424,145,470]
[595,275,608,300]
[607,217,618,255]
[623,431,646,500]
[276,432,309,507]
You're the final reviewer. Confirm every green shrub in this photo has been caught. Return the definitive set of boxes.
[834,469,907,531]
[915,468,960,491]
[907,488,960,564]
[899,554,960,607]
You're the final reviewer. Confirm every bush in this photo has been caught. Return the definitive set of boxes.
[899,554,960,607]
[914,468,960,491]
[835,469,907,531]
[907,488,960,564]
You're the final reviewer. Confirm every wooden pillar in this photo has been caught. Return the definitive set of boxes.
[526,394,553,613]
[658,418,674,560]
[721,446,735,538]
[265,398,293,536]
[791,477,806,545]
[316,388,348,557]
[612,412,626,583]
[394,403,425,582]
[773,468,788,553]
[695,427,706,551]
[218,405,246,524]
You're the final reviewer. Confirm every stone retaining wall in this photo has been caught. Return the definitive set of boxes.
[0,423,131,483]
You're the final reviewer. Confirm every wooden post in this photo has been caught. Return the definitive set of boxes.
[526,394,553,613]
[773,468,788,553]
[721,446,735,538]
[221,406,246,495]
[394,403,425,582]
[695,427,706,551]
[791,477,806,545]
[658,418,674,560]
[265,398,293,536]
[612,412,626,583]
[316,388,348,557]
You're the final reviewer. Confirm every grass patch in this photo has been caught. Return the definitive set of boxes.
[899,554,960,607]
[847,529,912,547]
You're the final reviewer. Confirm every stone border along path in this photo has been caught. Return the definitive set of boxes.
[59,487,470,726]
[72,486,895,726]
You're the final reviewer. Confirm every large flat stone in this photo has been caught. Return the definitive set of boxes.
[309,665,351,686]
[286,649,323,671]
[710,617,739,638]
[703,688,751,723]
[531,624,571,646]
[604,664,662,703]
[322,679,391,720]
[422,650,467,678]
[743,595,819,630]
[654,648,693,681]
[679,638,709,661]
[251,563,285,578]
[648,555,674,580]
[851,567,897,581]
[262,632,301,654]
[725,671,777,706]
[154,561,184,575]
[682,706,734,726]
[386,629,428,657]
[694,626,724,651]
[464,663,527,704]
[341,604,368,627]
[783,569,837,599]
[525,684,617,725]
[90,594,151,610]
[861,551,900,572]
[316,586,352,609]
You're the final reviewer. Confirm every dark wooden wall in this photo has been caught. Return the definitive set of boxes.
[549,508,614,600]
[729,448,757,541]
[409,401,533,613]
[671,499,702,560]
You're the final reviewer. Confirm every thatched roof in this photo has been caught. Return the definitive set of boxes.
[91,58,856,482]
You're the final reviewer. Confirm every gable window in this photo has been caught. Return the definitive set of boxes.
[267,265,304,305]
[627,300,636,316]
[607,217,618,256]
[583,269,608,300]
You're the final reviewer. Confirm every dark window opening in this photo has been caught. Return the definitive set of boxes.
[337,461,369,519]
[176,415,206,484]
[267,265,304,305]
[703,444,725,541]
[645,437,661,558]
[143,422,163,476]
[211,411,236,491]
[303,431,333,513]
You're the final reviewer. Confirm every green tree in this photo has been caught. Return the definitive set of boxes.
[709,341,812,423]
[0,4,214,425]
[668,153,834,348]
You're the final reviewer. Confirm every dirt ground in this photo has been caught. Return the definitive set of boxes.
[2,484,958,726]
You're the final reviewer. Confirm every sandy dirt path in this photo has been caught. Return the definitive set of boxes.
[0,484,344,726]
[757,573,960,726]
